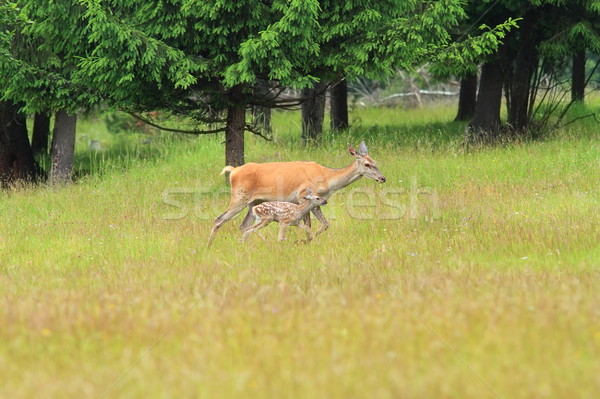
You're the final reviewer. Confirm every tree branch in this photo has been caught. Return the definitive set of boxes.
[128,112,272,141]
[247,81,333,108]
[245,123,273,141]
[558,112,599,129]
[128,112,226,135]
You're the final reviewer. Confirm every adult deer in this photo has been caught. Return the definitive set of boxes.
[207,141,386,247]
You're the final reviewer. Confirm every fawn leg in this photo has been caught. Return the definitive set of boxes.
[311,206,330,236]
[241,218,270,241]
[297,223,315,242]
[241,220,259,242]
[278,224,289,242]
[239,208,254,232]
[239,201,260,231]
[302,213,312,228]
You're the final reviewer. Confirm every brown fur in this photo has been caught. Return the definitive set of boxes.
[225,161,355,202]
[207,142,386,247]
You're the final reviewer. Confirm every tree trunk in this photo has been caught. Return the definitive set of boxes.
[301,80,327,142]
[467,59,504,144]
[0,101,39,187]
[571,49,585,103]
[32,112,51,155]
[330,79,349,130]
[507,10,540,133]
[225,85,245,167]
[251,106,272,135]
[454,72,478,122]
[50,110,77,184]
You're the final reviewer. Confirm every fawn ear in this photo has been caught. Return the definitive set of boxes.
[301,187,311,200]
[359,141,369,155]
[348,144,360,158]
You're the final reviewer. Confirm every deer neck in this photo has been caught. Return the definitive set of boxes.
[294,200,314,219]
[326,161,362,193]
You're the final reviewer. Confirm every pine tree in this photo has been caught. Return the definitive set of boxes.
[460,0,600,142]
[1,0,97,183]
[2,0,516,172]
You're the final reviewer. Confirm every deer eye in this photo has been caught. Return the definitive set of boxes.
[365,163,371,168]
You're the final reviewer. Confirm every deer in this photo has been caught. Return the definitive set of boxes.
[207,141,386,247]
[241,188,328,242]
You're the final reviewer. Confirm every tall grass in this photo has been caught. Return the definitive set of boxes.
[0,104,598,399]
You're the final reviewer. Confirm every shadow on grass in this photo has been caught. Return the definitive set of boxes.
[72,133,199,179]
[288,120,469,153]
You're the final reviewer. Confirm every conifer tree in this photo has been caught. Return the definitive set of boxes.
[2,0,516,170]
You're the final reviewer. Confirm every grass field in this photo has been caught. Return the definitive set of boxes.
[0,103,599,398]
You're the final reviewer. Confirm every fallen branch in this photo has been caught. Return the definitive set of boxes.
[381,90,459,102]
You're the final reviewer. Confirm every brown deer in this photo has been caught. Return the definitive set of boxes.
[207,141,385,247]
[241,188,328,242]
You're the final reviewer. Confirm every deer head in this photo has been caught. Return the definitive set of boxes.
[348,141,386,183]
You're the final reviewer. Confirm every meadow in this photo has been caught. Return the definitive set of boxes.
[0,102,598,398]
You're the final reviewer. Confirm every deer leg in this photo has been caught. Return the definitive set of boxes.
[256,231,268,242]
[297,223,315,242]
[239,201,260,231]
[278,223,290,242]
[241,220,259,242]
[311,206,330,236]
[302,213,312,228]
[207,202,247,247]
[241,218,270,242]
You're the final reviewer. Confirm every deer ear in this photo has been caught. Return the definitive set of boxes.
[348,144,359,158]
[305,187,312,195]
[359,141,369,155]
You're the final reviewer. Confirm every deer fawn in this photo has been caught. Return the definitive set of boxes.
[208,141,385,247]
[241,188,328,242]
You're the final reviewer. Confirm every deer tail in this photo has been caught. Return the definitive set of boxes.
[220,166,235,176]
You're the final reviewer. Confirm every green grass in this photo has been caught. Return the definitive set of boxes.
[1,104,599,399]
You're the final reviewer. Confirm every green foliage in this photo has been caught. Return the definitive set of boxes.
[0,2,22,54]
[538,0,600,60]
[224,0,322,86]
[456,0,600,64]
[1,0,516,121]
[431,17,520,77]
[0,2,30,93]
[0,1,101,112]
